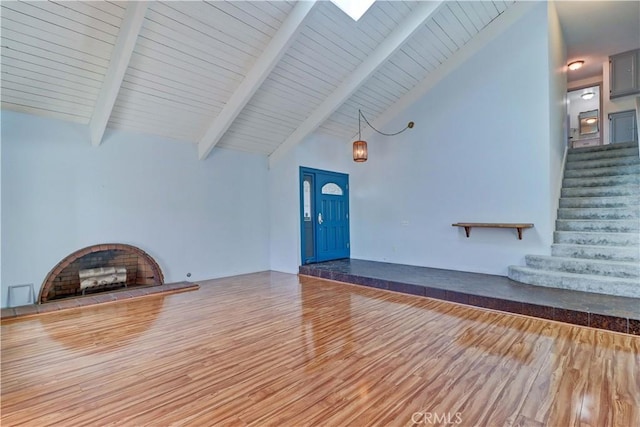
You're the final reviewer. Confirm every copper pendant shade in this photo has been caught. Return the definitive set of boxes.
[352,109,413,162]
[353,140,368,162]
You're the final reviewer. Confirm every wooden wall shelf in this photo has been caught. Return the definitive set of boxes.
[452,223,534,240]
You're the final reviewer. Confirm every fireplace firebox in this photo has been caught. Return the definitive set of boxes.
[39,244,164,303]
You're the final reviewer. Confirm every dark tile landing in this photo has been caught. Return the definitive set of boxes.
[299,259,640,335]
[1,282,199,321]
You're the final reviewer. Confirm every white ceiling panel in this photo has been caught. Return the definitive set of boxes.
[108,1,291,142]
[3,1,620,159]
[217,0,419,152]
[1,0,123,123]
[319,1,514,140]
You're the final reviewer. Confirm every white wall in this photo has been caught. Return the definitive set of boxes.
[1,111,270,307]
[0,118,2,296]
[547,0,568,226]
[637,96,640,143]
[349,3,555,275]
[270,3,562,276]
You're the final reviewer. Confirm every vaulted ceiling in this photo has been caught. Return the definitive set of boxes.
[4,1,632,164]
[1,1,522,161]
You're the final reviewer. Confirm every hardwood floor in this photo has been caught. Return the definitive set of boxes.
[2,271,639,426]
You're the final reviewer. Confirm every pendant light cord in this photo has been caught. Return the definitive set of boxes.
[359,109,413,137]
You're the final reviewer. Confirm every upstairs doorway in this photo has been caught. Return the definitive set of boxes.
[300,167,350,265]
[567,84,602,148]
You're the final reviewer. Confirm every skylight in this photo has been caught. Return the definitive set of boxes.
[330,0,376,21]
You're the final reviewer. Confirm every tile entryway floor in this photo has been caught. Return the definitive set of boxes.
[300,259,640,335]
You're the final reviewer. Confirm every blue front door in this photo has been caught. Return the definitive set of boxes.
[300,167,350,264]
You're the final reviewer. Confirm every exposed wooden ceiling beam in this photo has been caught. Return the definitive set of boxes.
[268,0,445,167]
[359,1,536,143]
[198,0,317,160]
[89,1,148,147]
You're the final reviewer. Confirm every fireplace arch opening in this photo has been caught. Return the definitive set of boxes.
[39,243,164,304]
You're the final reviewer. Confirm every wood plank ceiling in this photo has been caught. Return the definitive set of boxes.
[1,1,515,159]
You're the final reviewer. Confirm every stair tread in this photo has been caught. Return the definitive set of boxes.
[555,230,639,235]
[563,175,640,186]
[561,188,640,197]
[559,207,639,211]
[551,243,639,261]
[508,266,639,298]
[555,219,639,232]
[564,173,640,178]
[552,242,640,250]
[568,152,640,156]
[564,164,640,172]
[568,147,639,155]
[553,231,638,246]
[557,219,639,224]
[565,156,640,168]
[526,254,639,267]
[569,142,638,152]
[562,183,640,189]
[568,149,639,157]
[563,181,640,186]
[567,155,635,162]
[558,213,639,219]
[555,230,639,234]
[561,195,638,199]
[511,142,640,296]
[560,196,640,205]
[510,266,640,283]
[567,152,639,157]
[567,155,639,163]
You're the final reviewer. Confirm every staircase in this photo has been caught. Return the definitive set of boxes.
[508,141,640,298]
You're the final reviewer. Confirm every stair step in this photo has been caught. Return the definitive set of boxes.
[507,266,640,298]
[559,195,640,208]
[567,147,639,162]
[568,141,638,154]
[510,141,640,297]
[563,174,639,188]
[565,155,640,170]
[525,255,639,278]
[551,243,640,262]
[554,231,639,246]
[561,185,639,198]
[564,163,640,178]
[556,219,639,232]
[557,207,640,220]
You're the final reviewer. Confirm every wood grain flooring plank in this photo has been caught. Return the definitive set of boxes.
[2,272,638,426]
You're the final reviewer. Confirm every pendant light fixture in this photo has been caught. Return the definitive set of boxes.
[353,109,414,162]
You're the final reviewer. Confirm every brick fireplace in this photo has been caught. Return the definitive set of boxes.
[39,243,164,303]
